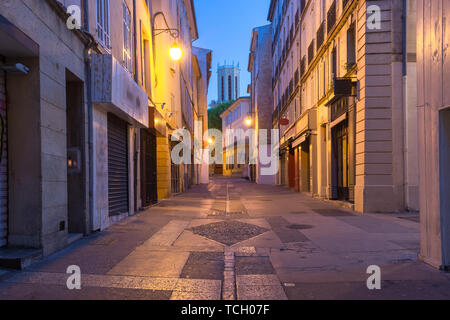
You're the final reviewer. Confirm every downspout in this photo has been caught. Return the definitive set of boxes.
[402,0,408,210]
[83,0,95,233]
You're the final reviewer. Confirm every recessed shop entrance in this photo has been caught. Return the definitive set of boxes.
[439,108,450,266]
[332,119,349,201]
[66,71,86,235]
[141,129,157,207]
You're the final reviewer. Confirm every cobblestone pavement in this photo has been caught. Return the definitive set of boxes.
[1,177,450,300]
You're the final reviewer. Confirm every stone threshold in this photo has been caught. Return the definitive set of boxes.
[0,247,43,270]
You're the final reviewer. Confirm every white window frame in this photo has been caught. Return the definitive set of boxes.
[122,1,132,73]
[97,0,111,49]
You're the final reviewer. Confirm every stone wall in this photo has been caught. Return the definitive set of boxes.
[0,0,89,255]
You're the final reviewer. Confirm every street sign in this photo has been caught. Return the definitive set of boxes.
[280,118,289,126]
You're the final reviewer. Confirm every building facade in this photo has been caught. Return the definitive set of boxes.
[217,63,240,103]
[0,0,91,257]
[220,97,253,178]
[248,24,276,185]
[269,0,419,213]
[151,0,203,198]
[0,0,210,265]
[417,0,450,270]
[193,46,213,185]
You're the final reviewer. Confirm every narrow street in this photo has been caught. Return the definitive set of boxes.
[0,178,449,300]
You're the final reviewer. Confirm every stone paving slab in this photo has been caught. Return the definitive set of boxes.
[141,220,190,247]
[237,283,288,300]
[0,283,172,300]
[236,274,281,286]
[107,251,190,278]
[180,252,224,280]
[4,272,179,291]
[235,257,275,275]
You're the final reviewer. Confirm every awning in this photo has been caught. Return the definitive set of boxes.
[292,134,307,148]
[330,113,347,129]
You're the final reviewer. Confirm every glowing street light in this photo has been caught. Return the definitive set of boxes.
[169,42,182,61]
[245,118,252,127]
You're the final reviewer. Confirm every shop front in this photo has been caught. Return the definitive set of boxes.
[328,89,356,203]
[91,54,149,230]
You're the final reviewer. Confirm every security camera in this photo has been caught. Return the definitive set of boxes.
[1,63,30,75]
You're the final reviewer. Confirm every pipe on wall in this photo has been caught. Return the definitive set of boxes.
[83,0,95,233]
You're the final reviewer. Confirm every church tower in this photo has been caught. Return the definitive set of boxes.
[217,61,240,103]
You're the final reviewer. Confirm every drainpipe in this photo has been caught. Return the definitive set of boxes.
[83,0,95,233]
[402,0,408,210]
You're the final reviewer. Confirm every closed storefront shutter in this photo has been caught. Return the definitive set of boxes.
[107,113,129,216]
[0,70,7,247]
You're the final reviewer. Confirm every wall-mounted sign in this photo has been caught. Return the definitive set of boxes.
[280,118,289,126]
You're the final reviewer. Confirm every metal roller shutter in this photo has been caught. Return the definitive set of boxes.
[107,113,129,216]
[0,69,7,247]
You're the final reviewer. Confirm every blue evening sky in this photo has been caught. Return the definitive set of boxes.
[192,0,271,106]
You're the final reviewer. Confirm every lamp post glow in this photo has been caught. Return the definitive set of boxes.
[169,42,182,61]
[245,118,252,127]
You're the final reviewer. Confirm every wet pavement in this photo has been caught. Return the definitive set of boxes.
[1,177,450,300]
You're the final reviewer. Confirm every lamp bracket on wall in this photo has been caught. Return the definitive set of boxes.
[153,11,179,38]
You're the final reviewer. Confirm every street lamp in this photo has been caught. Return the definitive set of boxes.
[153,11,182,61]
[169,42,182,61]
[245,118,252,127]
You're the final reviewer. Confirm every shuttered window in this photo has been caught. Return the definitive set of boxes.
[107,113,129,216]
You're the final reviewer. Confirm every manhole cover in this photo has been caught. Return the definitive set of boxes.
[287,224,313,230]
[190,221,269,246]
